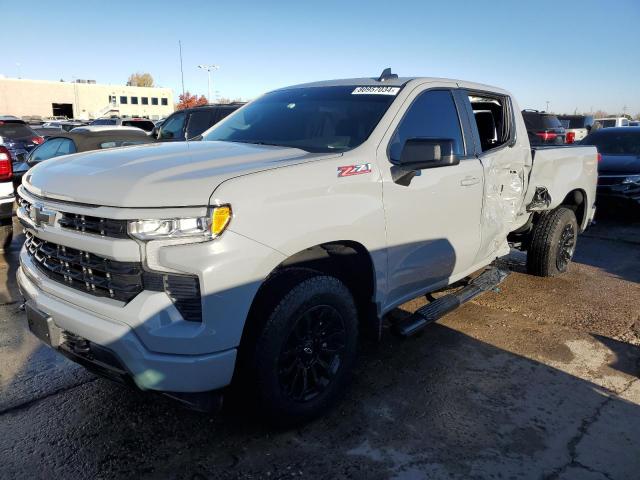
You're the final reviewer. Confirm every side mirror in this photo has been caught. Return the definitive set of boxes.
[391,138,460,186]
[398,138,459,169]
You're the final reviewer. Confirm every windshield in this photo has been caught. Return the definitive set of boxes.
[582,130,640,155]
[203,86,399,152]
[92,119,118,126]
[558,116,593,129]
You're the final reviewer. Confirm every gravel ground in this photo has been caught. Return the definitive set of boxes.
[1,212,639,480]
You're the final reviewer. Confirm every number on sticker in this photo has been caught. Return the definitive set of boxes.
[352,86,400,96]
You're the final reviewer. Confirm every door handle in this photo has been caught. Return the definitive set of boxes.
[460,176,480,186]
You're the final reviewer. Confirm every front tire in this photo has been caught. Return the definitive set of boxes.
[527,207,578,277]
[251,274,358,425]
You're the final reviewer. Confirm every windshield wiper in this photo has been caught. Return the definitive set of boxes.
[241,140,285,147]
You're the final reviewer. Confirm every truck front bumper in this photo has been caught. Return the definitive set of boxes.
[17,264,237,394]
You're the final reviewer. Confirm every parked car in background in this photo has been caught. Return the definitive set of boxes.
[157,103,244,141]
[25,128,155,169]
[150,118,166,138]
[42,120,87,132]
[0,144,14,250]
[594,117,630,128]
[581,127,640,208]
[558,115,594,143]
[90,117,156,133]
[0,117,44,183]
[522,110,566,145]
[31,125,64,139]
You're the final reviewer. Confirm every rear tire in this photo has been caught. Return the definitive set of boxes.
[249,273,358,425]
[527,207,578,277]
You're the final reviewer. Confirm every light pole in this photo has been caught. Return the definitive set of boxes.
[198,64,219,103]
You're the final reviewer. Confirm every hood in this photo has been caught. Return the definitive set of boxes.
[598,154,640,175]
[24,141,336,207]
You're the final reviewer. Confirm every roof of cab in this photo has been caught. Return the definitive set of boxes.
[278,75,510,96]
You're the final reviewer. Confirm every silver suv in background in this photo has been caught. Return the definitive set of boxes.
[90,117,155,133]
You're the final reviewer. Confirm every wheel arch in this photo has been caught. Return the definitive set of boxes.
[559,188,588,231]
[235,240,379,374]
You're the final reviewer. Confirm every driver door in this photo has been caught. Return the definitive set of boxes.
[378,87,484,308]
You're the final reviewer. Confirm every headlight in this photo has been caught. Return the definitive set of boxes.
[128,205,232,241]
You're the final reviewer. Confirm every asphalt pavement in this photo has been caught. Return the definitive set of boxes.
[1,212,639,480]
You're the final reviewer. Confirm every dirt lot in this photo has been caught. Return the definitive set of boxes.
[1,212,639,480]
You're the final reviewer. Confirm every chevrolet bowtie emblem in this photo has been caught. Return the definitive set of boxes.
[30,203,56,227]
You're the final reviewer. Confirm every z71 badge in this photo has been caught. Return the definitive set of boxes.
[337,163,372,177]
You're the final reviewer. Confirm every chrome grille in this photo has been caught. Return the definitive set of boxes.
[18,195,129,239]
[25,231,144,302]
[24,232,203,321]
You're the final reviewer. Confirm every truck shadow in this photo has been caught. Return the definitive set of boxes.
[1,318,639,479]
[2,232,640,478]
[572,207,640,284]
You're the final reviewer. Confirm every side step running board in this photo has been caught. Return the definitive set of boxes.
[392,267,510,337]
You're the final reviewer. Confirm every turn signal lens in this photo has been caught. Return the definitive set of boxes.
[211,205,232,236]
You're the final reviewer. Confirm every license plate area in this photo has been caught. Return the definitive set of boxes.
[26,303,62,347]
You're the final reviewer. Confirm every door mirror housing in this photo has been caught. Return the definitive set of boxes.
[398,138,460,169]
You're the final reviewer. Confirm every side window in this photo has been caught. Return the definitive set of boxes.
[468,93,513,152]
[159,112,187,140]
[389,90,464,162]
[55,138,76,155]
[186,110,213,138]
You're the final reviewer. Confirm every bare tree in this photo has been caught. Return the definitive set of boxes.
[127,72,154,87]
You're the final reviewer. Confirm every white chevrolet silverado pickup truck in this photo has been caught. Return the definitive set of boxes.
[17,70,598,423]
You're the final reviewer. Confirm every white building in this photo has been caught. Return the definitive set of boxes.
[0,77,174,120]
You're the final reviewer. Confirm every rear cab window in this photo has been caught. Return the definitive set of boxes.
[0,122,37,139]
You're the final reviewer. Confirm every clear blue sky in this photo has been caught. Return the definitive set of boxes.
[1,0,639,115]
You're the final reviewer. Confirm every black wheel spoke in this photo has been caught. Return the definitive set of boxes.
[277,304,347,403]
[556,223,576,270]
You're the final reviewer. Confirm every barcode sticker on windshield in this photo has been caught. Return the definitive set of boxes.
[352,86,400,95]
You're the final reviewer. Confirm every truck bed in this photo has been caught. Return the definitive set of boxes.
[524,145,598,229]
